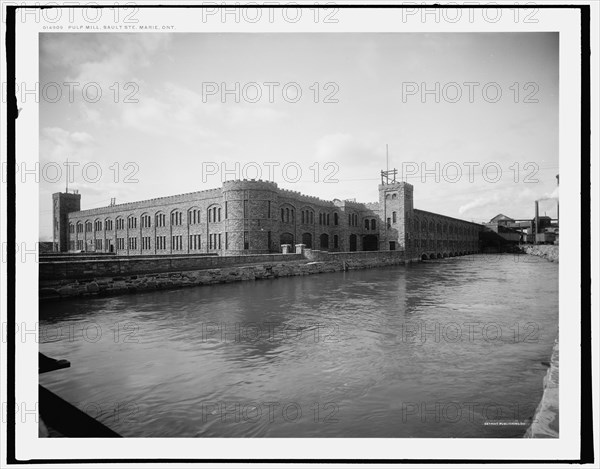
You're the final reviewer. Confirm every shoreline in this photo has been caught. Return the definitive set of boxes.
[522,244,559,438]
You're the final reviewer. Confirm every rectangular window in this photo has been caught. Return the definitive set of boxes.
[389,241,396,251]
[225,202,228,219]
[225,232,228,250]
[267,201,271,219]
[244,231,249,250]
[244,200,249,219]
[387,218,391,229]
[392,211,397,224]
[334,235,339,249]
[218,233,222,249]
[267,231,271,251]
[171,235,183,251]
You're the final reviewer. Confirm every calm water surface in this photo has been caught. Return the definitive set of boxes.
[40,254,558,437]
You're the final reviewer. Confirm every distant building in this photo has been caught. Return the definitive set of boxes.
[488,214,515,227]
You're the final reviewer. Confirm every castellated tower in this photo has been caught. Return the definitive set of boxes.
[222,179,279,254]
[52,191,81,252]
[378,180,414,252]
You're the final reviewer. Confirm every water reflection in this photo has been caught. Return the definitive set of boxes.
[40,254,557,437]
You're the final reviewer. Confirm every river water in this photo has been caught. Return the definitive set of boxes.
[39,253,558,438]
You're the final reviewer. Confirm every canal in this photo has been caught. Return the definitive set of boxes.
[39,253,558,437]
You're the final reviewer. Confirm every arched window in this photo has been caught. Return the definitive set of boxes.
[155,213,166,228]
[170,211,182,226]
[94,219,102,231]
[127,215,137,229]
[116,218,124,230]
[281,208,285,222]
[141,213,151,228]
[371,219,376,230]
[392,193,397,199]
[85,220,92,232]
[105,218,113,231]
[69,223,74,234]
[364,219,370,230]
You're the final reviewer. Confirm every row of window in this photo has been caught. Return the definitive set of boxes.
[69,208,224,233]
[414,220,477,235]
[71,207,371,232]
[73,233,252,251]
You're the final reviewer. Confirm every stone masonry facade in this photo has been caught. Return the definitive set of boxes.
[53,178,482,261]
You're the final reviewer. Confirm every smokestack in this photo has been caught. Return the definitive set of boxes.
[535,201,539,235]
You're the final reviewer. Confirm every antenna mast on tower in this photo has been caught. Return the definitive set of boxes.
[380,145,397,185]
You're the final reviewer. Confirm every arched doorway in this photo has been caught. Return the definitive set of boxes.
[319,233,329,250]
[280,232,294,247]
[349,234,357,252]
[362,234,378,251]
[302,232,312,249]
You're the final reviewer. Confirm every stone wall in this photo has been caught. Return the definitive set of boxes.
[40,253,303,281]
[522,245,559,263]
[39,250,406,300]
[524,338,559,438]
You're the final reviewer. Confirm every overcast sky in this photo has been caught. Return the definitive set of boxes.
[39,32,559,240]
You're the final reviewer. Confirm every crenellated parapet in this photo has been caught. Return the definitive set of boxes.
[222,178,279,193]
[70,187,223,218]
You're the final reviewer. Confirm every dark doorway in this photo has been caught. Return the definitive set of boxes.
[319,233,329,250]
[280,232,294,247]
[302,232,312,249]
[363,235,378,251]
[349,234,357,252]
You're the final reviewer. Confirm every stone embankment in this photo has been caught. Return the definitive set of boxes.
[39,250,406,301]
[521,244,558,438]
[522,245,559,262]
[524,338,559,438]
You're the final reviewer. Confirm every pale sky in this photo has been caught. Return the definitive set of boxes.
[39,32,559,240]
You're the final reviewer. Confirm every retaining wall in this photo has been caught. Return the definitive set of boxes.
[524,338,559,438]
[40,253,303,281]
[39,250,406,300]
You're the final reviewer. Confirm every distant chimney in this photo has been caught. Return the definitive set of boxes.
[535,201,539,234]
